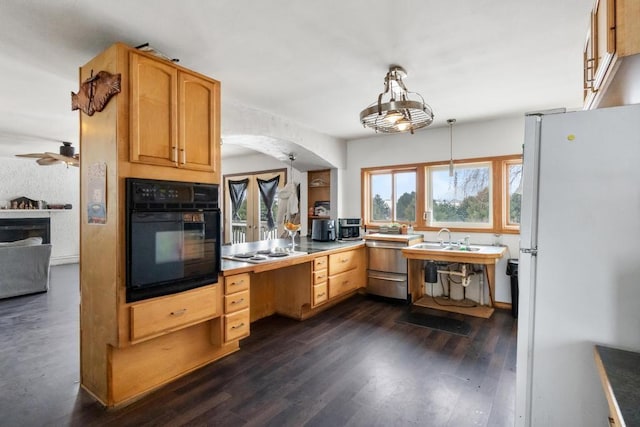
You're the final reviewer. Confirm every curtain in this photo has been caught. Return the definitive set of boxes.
[257,176,280,230]
[228,178,249,221]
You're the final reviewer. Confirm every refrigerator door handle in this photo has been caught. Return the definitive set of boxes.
[520,247,538,256]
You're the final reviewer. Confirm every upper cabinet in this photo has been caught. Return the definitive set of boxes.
[584,0,640,108]
[130,51,220,173]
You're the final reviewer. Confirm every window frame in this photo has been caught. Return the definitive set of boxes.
[361,154,521,234]
[426,160,494,230]
[503,158,523,231]
[361,165,420,226]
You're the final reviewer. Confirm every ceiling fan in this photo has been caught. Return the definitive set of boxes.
[15,141,79,167]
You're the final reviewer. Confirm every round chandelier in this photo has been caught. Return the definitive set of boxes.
[359,65,434,134]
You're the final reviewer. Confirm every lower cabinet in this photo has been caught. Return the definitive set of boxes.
[311,255,328,308]
[129,284,220,344]
[223,272,250,343]
[327,249,363,299]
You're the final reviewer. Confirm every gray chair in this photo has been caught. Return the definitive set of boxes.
[0,238,52,299]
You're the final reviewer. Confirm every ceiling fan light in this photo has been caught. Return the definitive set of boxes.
[359,65,434,134]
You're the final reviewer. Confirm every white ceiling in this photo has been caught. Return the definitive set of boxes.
[0,0,593,162]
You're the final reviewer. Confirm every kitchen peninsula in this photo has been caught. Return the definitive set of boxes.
[221,237,366,327]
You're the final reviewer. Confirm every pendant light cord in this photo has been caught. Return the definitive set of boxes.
[447,119,456,177]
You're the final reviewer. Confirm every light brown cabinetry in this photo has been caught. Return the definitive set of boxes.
[79,43,225,408]
[584,0,640,108]
[328,249,364,299]
[130,51,219,173]
[223,273,250,343]
[130,284,221,344]
[311,255,328,307]
[307,169,331,235]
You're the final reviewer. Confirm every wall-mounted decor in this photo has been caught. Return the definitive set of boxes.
[71,70,121,116]
[87,162,107,224]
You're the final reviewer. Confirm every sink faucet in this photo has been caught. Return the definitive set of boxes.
[437,228,451,246]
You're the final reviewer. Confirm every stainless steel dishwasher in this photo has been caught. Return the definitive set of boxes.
[365,234,422,301]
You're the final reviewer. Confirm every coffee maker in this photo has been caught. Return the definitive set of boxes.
[337,218,362,240]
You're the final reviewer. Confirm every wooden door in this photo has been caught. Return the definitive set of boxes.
[178,71,219,173]
[129,52,178,167]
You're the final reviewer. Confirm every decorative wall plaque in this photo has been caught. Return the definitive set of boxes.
[71,70,121,116]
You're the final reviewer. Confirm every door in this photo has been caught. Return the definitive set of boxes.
[178,70,219,172]
[224,170,285,243]
[129,52,178,167]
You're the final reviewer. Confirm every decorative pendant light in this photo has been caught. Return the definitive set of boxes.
[359,65,434,134]
[447,118,456,177]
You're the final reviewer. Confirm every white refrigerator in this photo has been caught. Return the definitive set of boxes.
[515,104,640,426]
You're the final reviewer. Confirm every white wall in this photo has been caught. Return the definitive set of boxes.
[0,158,79,264]
[345,116,525,303]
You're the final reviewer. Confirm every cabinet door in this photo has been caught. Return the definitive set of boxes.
[130,52,178,167]
[593,0,616,90]
[178,71,219,172]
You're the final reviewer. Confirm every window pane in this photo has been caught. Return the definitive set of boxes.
[432,164,491,225]
[395,171,416,222]
[371,174,391,221]
[508,163,522,225]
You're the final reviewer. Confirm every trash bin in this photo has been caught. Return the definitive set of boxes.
[506,259,519,318]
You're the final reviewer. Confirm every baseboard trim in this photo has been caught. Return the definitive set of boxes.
[493,301,512,311]
[51,255,79,266]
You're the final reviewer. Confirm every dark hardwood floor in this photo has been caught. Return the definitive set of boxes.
[0,264,517,426]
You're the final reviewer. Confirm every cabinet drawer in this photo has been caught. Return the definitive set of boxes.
[130,285,220,343]
[329,250,359,275]
[225,273,250,294]
[224,289,249,314]
[328,269,361,299]
[314,256,328,271]
[224,309,250,342]
[312,283,328,307]
[313,269,327,284]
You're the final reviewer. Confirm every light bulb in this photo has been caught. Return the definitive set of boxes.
[384,110,403,124]
[396,118,411,131]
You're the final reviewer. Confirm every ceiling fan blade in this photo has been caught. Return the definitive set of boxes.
[15,153,47,158]
[48,153,80,166]
[37,157,62,166]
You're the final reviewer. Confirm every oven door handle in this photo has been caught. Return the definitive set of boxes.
[368,274,406,282]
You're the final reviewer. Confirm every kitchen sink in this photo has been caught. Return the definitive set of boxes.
[409,242,482,252]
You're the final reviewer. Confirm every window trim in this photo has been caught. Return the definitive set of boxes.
[361,154,522,234]
[502,159,523,231]
[362,165,419,224]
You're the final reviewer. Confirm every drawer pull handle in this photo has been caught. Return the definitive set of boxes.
[342,280,349,285]
[317,292,326,297]
[231,298,245,305]
[317,275,325,280]
[231,323,245,329]
[170,308,187,316]
[230,279,244,286]
[341,259,348,263]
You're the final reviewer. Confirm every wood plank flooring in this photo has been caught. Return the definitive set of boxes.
[0,264,517,426]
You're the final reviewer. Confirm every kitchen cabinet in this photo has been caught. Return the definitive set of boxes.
[79,43,226,408]
[129,284,221,344]
[327,249,364,299]
[130,51,220,173]
[584,0,640,108]
[307,169,331,235]
[223,273,250,343]
[311,255,328,307]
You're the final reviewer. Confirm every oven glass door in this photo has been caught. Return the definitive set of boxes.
[128,211,219,297]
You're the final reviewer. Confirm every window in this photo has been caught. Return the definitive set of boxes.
[368,169,416,224]
[504,160,522,228]
[361,155,521,233]
[429,162,492,228]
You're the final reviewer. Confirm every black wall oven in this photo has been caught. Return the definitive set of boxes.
[126,178,221,302]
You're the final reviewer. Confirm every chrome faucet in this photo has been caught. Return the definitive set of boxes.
[437,228,451,246]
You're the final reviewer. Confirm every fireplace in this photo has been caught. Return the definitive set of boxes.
[0,218,51,243]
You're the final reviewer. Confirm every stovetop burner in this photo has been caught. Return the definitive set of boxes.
[224,250,308,264]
